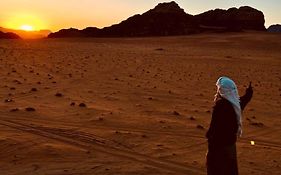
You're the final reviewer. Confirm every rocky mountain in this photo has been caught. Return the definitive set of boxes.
[48,28,84,38]
[48,27,100,38]
[0,31,21,39]
[101,1,198,37]
[48,1,266,38]
[195,6,266,32]
[268,24,281,33]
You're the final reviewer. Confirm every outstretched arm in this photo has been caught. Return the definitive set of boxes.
[240,82,253,110]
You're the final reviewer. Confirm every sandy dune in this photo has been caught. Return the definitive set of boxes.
[0,32,281,175]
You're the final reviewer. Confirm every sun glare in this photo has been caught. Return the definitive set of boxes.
[20,25,34,31]
[3,13,48,32]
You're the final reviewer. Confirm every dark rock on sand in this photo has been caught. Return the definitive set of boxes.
[25,107,36,112]
[79,103,87,107]
[55,93,63,97]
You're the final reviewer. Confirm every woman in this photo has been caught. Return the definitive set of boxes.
[206,76,253,175]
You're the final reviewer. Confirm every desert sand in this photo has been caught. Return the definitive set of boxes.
[0,32,281,175]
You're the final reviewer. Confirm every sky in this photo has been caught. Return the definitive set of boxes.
[0,0,280,32]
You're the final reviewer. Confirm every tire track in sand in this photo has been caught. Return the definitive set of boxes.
[2,115,281,150]
[0,119,205,175]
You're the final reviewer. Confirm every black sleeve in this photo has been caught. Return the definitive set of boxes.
[206,104,219,139]
[240,87,253,110]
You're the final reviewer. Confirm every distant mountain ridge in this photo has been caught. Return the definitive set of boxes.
[268,24,281,33]
[0,30,20,39]
[0,27,51,39]
[48,1,266,38]
[195,6,265,31]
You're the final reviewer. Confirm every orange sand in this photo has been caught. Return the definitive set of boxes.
[0,32,280,175]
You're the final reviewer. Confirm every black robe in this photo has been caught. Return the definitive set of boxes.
[206,88,253,175]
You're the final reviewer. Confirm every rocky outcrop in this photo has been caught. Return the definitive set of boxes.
[49,1,198,38]
[48,28,84,38]
[81,27,100,37]
[0,31,21,39]
[48,1,266,38]
[101,1,198,37]
[195,6,266,32]
[268,24,281,33]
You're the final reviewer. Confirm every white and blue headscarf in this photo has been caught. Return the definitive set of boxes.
[215,76,242,137]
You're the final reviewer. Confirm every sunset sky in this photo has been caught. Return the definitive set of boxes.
[0,0,280,32]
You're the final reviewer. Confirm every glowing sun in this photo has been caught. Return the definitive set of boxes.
[20,25,34,31]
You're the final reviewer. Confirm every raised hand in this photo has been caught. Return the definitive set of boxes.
[246,81,253,94]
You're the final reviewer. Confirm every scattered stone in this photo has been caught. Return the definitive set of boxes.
[10,108,19,112]
[196,125,205,130]
[155,48,164,51]
[13,80,22,84]
[31,88,37,92]
[173,111,180,116]
[25,107,36,112]
[55,93,63,97]
[98,117,104,121]
[193,161,198,165]
[70,102,75,106]
[189,116,196,120]
[141,134,147,138]
[79,103,87,107]
[250,122,264,127]
[4,99,14,103]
